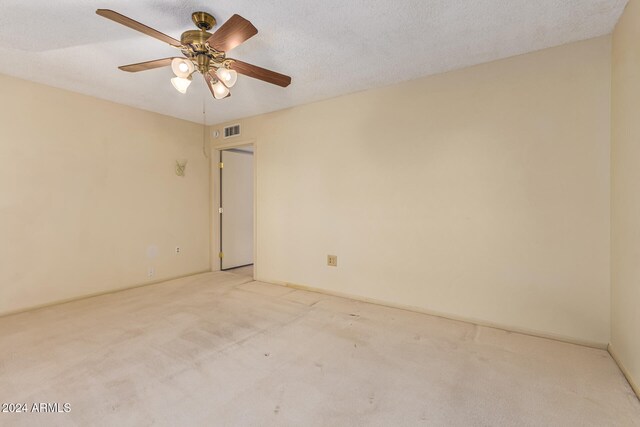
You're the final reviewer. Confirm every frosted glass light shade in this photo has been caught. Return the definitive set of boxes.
[211,80,230,99]
[171,58,194,78]
[216,68,238,88]
[171,76,192,94]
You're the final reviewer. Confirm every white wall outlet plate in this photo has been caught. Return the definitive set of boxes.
[327,255,338,267]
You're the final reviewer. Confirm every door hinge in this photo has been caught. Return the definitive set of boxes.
[218,162,224,169]
[218,207,223,214]
[218,252,224,258]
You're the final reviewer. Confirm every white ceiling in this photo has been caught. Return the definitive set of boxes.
[0,0,627,125]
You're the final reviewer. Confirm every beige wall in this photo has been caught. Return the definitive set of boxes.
[0,74,211,315]
[611,0,640,395]
[212,36,612,346]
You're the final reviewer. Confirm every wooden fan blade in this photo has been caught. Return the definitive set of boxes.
[204,73,231,99]
[96,9,182,47]
[206,14,257,52]
[229,60,291,87]
[119,58,177,72]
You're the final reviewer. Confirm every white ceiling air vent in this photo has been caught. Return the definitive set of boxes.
[224,124,241,138]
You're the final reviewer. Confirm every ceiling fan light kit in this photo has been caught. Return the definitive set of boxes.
[216,68,238,88]
[211,80,230,99]
[171,58,194,79]
[170,75,192,94]
[96,9,292,99]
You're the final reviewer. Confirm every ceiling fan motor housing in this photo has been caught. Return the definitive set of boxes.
[192,11,216,31]
[181,30,214,52]
[181,12,219,56]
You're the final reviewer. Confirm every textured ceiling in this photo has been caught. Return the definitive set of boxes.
[0,0,627,125]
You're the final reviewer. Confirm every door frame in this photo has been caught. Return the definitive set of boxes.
[211,138,257,279]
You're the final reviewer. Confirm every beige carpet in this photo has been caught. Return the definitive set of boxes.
[0,272,638,426]
[224,264,254,279]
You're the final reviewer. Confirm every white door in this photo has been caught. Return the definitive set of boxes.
[220,148,254,270]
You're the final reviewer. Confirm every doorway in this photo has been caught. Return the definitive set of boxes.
[219,146,254,272]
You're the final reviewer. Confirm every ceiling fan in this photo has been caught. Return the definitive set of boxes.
[96,9,291,99]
